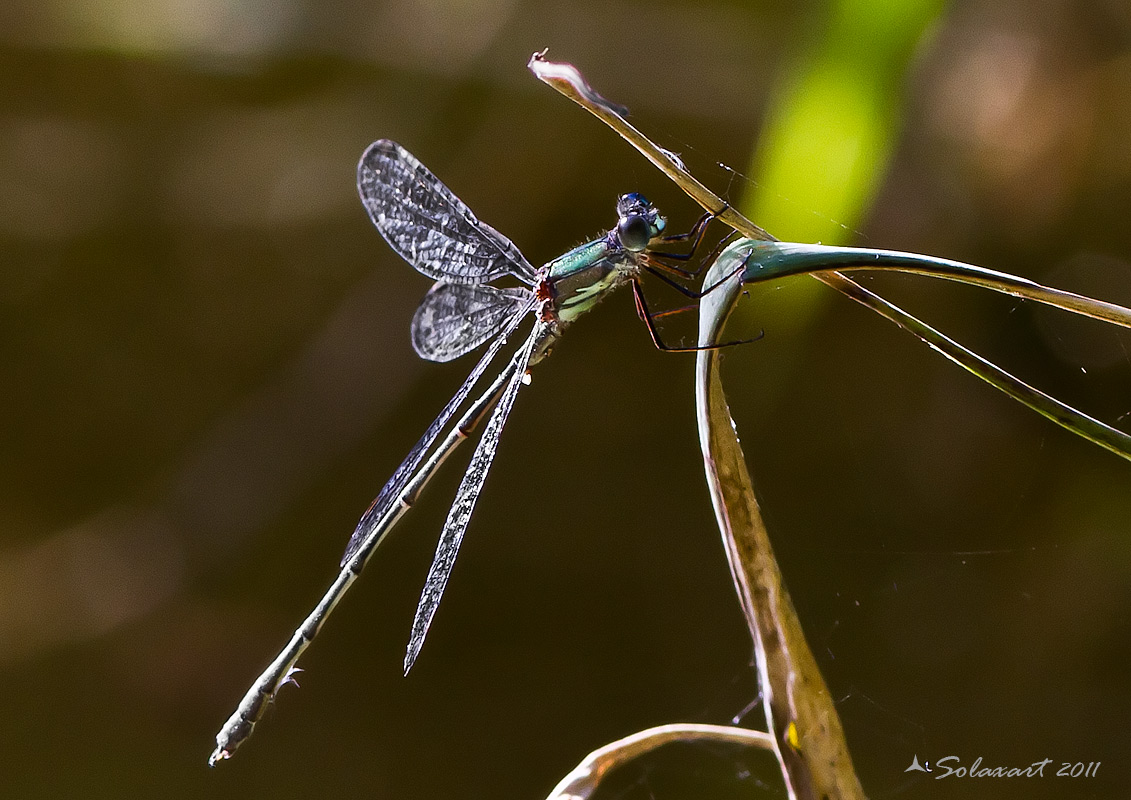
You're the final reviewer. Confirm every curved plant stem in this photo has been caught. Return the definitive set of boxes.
[528,54,774,241]
[528,51,1131,459]
[529,51,1131,800]
[696,253,866,800]
[725,239,1131,461]
[741,241,1131,327]
[544,723,776,800]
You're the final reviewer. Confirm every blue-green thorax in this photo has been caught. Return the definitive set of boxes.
[538,193,666,326]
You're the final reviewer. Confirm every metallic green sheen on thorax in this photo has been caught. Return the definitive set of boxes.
[545,238,634,323]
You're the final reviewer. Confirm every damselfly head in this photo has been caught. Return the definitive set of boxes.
[615,192,666,252]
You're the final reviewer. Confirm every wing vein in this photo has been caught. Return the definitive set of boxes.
[339,296,536,564]
[358,140,538,284]
[403,320,545,672]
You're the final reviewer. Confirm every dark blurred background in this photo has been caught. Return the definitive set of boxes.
[1,0,1129,798]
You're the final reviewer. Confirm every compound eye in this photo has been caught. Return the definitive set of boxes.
[617,214,652,252]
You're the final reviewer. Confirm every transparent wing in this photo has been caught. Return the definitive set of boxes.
[403,320,545,673]
[411,282,532,363]
[357,140,538,285]
[340,296,537,565]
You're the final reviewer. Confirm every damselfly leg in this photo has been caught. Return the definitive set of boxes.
[632,245,760,352]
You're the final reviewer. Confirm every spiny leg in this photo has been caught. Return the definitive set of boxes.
[651,207,715,251]
[643,261,748,301]
[645,227,742,281]
[643,232,756,302]
[644,202,729,268]
[648,279,757,321]
[655,209,716,244]
[631,277,762,353]
[649,302,699,321]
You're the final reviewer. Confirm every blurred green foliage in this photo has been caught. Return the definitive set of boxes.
[745,0,946,336]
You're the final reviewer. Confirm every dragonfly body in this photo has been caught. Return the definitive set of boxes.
[211,141,697,766]
[540,194,665,327]
[543,238,621,325]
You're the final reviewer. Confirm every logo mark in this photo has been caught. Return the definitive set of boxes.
[905,755,931,773]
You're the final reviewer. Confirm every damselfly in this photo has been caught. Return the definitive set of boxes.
[210,140,746,764]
